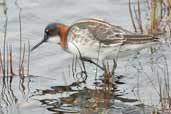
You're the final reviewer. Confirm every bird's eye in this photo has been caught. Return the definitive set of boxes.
[50,29,56,34]
[45,29,49,33]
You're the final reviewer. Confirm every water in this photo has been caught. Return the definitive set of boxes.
[0,0,171,114]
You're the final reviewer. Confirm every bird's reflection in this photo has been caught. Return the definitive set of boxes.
[33,74,138,114]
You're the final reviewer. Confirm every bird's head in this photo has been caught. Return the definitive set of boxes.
[31,23,68,51]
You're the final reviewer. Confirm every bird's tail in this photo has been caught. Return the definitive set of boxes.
[122,34,160,44]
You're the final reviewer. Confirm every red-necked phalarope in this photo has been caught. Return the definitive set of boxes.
[31,18,159,68]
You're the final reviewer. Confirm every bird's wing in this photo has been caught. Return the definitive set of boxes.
[67,18,158,45]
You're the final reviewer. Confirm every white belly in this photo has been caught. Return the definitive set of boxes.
[67,41,157,60]
[67,41,107,59]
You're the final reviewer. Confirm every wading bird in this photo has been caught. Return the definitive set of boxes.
[31,18,159,78]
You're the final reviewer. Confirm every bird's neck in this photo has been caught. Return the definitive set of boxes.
[57,24,68,48]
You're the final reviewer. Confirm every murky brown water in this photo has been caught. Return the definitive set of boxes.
[0,0,171,114]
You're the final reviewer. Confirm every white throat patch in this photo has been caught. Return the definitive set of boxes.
[48,36,60,44]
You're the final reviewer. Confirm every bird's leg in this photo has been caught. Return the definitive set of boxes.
[79,57,88,82]
[80,57,105,71]
[111,59,118,84]
[71,56,75,79]
[111,59,117,75]
[72,55,79,80]
[102,59,106,70]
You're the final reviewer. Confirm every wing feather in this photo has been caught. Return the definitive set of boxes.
[66,18,158,46]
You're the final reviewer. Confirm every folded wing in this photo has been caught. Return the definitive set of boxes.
[67,18,158,46]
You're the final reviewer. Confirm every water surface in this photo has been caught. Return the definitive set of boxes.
[0,0,171,114]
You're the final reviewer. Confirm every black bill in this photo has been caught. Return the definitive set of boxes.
[31,33,48,51]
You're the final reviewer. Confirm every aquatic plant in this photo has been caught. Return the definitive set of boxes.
[129,0,171,34]
[0,0,30,80]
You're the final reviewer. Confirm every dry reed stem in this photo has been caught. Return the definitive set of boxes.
[0,44,29,78]
[129,0,145,33]
[165,0,171,20]
[0,0,30,98]
[137,0,144,33]
[129,0,137,32]
[19,44,26,79]
[0,51,5,76]
[147,0,160,33]
[15,0,24,78]
[6,45,9,77]
[27,41,30,76]
[104,63,112,84]
[3,12,8,77]
[9,46,14,76]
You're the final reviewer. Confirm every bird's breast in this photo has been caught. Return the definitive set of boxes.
[67,26,99,47]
